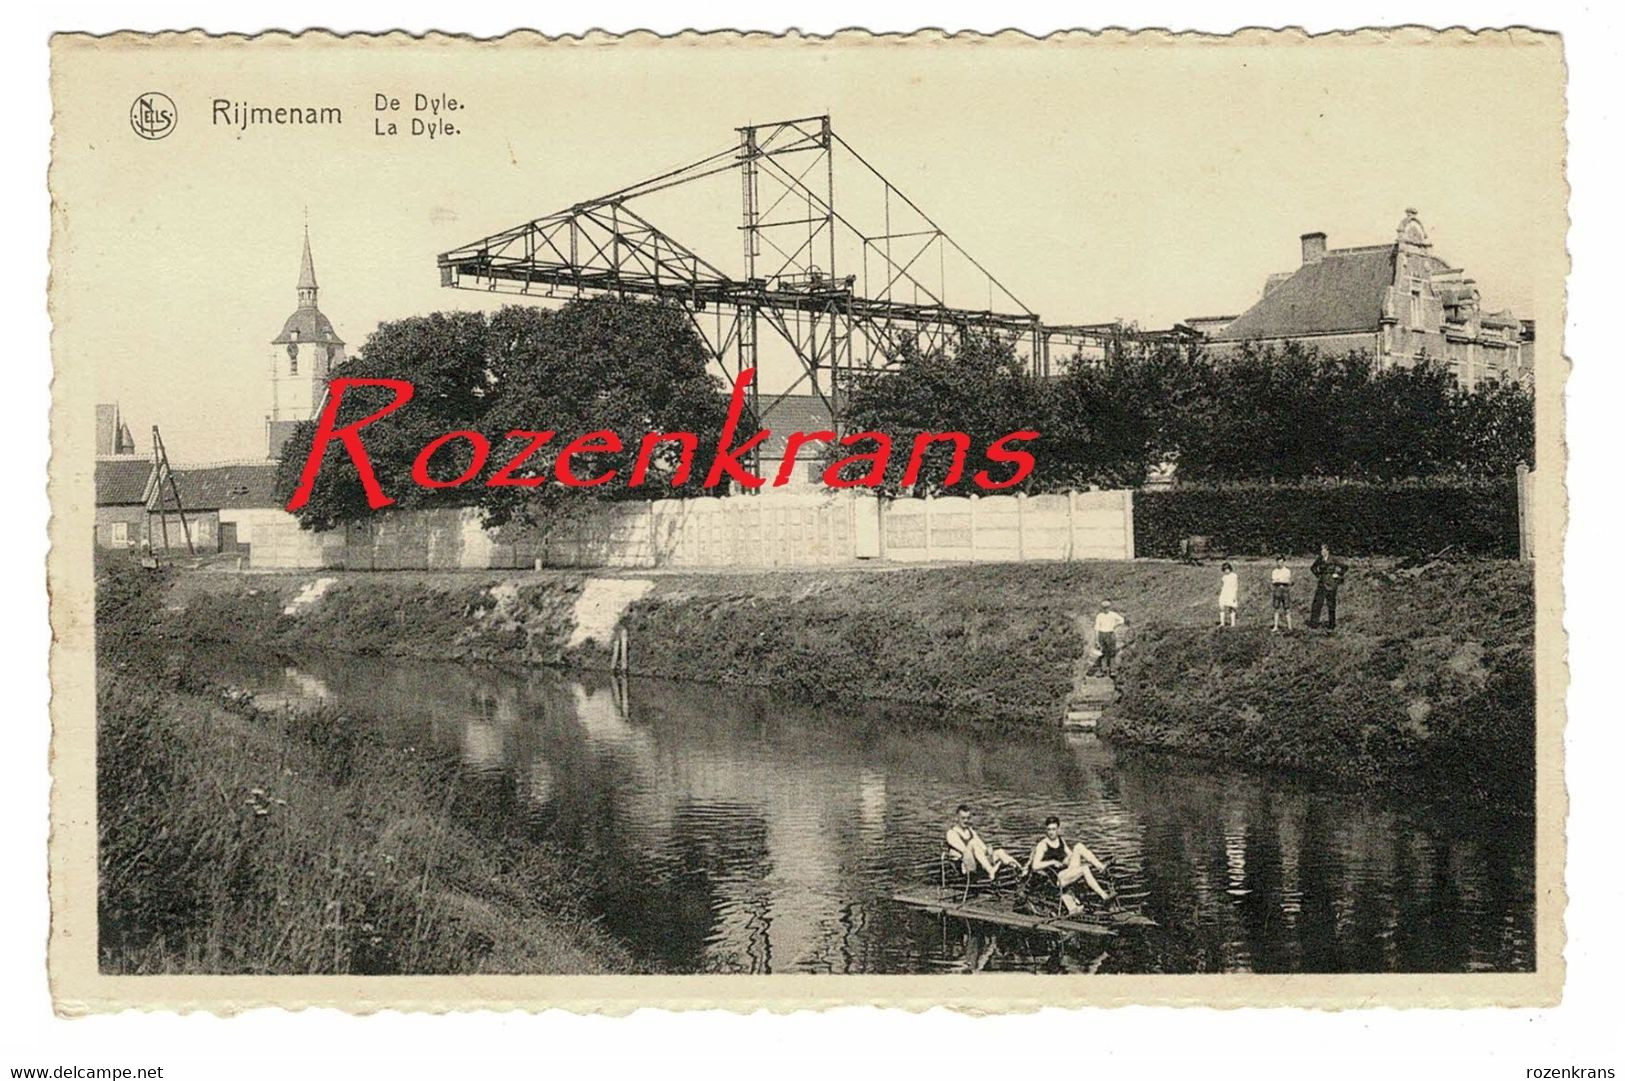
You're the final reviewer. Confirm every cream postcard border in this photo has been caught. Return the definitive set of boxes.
[46,26,1569,1014]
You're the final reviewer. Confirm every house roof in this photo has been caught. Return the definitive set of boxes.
[153,462,284,511]
[756,393,836,459]
[1212,245,1396,341]
[95,458,154,506]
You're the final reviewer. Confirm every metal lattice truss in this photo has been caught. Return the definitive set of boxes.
[438,115,1189,426]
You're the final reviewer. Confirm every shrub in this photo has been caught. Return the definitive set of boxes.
[1133,479,1519,558]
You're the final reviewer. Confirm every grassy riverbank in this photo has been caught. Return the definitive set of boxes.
[158,556,1534,802]
[97,562,632,975]
[1102,560,1535,806]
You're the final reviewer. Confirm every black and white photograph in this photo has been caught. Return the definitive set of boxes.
[42,24,1573,1025]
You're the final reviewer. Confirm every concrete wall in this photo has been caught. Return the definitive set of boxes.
[244,489,1137,571]
[879,490,1134,562]
[221,507,347,569]
[543,492,861,569]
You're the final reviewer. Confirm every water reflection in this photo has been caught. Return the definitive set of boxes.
[212,649,1535,975]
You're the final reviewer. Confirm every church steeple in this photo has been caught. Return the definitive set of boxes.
[296,224,319,309]
[268,216,345,447]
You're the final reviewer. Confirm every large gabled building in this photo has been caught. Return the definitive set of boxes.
[1187,209,1534,387]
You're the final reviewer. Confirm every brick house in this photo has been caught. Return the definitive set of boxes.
[1188,209,1534,387]
[147,462,284,554]
[94,458,155,549]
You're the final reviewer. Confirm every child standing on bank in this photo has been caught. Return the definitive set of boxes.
[1218,562,1239,627]
[1092,600,1127,677]
[1270,554,1293,632]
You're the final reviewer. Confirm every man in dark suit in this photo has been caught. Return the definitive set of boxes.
[1308,544,1349,630]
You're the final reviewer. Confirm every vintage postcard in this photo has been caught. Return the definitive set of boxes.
[48,28,1567,1013]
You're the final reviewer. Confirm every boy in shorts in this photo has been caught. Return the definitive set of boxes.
[1270,554,1293,632]
[1092,600,1127,676]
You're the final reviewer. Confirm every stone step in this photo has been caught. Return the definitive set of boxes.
[1068,675,1118,703]
[1062,710,1100,731]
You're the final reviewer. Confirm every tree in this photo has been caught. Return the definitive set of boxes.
[274,311,492,532]
[1345,359,1464,480]
[834,332,1045,496]
[1453,377,1535,475]
[478,297,738,526]
[275,298,743,531]
[1043,334,1212,488]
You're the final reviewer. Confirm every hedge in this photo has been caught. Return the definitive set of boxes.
[1132,479,1519,558]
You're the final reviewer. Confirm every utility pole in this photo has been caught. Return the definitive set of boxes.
[149,425,195,556]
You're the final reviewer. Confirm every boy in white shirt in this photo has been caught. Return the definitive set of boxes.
[1270,554,1293,632]
[1092,600,1127,676]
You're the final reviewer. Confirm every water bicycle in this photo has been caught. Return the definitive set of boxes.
[890,849,1157,938]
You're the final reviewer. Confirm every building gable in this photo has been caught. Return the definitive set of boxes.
[95,459,155,506]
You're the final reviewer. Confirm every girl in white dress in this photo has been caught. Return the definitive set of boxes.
[1218,562,1239,627]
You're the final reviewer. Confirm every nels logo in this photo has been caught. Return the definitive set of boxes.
[130,92,177,140]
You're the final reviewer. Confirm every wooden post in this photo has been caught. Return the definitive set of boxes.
[923,493,934,563]
[1123,488,1136,561]
[646,501,658,569]
[1516,463,1533,563]
[1015,492,1026,562]
[1066,489,1078,562]
[611,626,629,674]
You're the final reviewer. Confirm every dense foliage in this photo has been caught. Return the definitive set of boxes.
[1133,480,1520,558]
[1156,342,1536,483]
[842,335,1534,494]
[275,298,746,531]
[833,333,1046,495]
[277,302,1534,525]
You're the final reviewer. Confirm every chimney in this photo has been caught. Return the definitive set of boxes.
[1300,231,1327,265]
[95,403,117,456]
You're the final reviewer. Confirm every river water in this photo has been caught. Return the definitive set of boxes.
[205,650,1534,975]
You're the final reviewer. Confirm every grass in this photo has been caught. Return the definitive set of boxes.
[1104,559,1535,806]
[97,562,632,975]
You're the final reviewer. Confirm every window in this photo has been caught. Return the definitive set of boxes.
[110,521,128,545]
[1409,289,1424,328]
[289,355,298,375]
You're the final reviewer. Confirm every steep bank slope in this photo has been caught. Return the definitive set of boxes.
[161,558,1533,799]
[100,564,633,975]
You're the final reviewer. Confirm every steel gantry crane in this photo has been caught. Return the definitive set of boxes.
[437,115,1190,433]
